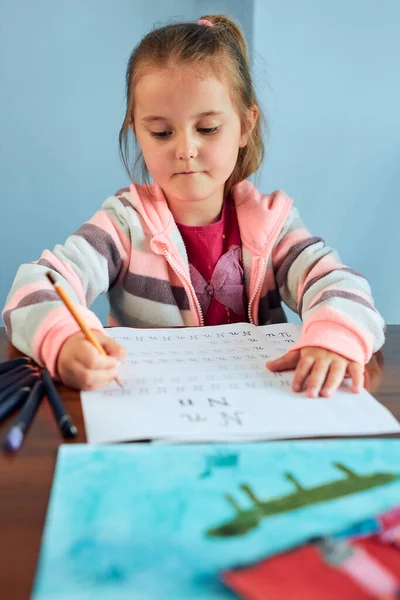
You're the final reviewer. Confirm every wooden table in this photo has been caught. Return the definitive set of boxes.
[0,326,399,599]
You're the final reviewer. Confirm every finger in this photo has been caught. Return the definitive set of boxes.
[320,360,348,397]
[347,362,364,393]
[292,356,315,392]
[64,361,118,391]
[91,354,121,369]
[307,360,332,398]
[91,352,122,369]
[96,334,127,361]
[76,340,120,371]
[266,350,300,372]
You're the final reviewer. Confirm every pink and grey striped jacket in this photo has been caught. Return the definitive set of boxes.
[3,180,384,377]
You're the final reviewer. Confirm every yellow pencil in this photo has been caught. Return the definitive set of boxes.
[45,272,123,388]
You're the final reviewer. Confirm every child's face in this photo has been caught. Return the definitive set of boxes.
[133,66,253,207]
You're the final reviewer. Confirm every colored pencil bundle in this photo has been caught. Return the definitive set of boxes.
[0,356,78,452]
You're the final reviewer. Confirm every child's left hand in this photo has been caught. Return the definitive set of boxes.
[266,347,364,398]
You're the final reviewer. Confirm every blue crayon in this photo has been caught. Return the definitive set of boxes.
[0,386,31,424]
[0,372,39,404]
[0,357,32,376]
[3,380,44,452]
[41,368,78,438]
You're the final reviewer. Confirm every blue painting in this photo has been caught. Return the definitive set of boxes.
[33,439,400,599]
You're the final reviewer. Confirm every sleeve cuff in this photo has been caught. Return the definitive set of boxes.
[34,305,105,378]
[289,320,373,365]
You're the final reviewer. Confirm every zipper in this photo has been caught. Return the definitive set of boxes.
[162,245,204,327]
[247,257,266,325]
[245,197,293,326]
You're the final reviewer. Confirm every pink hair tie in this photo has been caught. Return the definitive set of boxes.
[197,19,213,27]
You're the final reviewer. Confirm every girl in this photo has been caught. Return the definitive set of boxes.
[3,15,385,397]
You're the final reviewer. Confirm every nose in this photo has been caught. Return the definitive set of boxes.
[176,132,198,161]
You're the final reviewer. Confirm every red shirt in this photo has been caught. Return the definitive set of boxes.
[177,200,247,326]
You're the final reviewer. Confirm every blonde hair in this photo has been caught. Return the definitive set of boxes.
[118,14,266,196]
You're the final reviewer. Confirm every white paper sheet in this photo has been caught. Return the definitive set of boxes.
[81,323,400,444]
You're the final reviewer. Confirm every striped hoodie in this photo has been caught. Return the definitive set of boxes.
[2,180,385,378]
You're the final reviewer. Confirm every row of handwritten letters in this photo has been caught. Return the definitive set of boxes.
[81,323,400,443]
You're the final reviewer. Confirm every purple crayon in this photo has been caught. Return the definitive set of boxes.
[3,380,44,452]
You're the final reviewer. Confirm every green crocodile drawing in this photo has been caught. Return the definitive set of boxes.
[205,462,398,538]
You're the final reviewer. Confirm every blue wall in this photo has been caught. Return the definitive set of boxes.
[0,0,251,324]
[1,1,399,325]
[253,0,400,323]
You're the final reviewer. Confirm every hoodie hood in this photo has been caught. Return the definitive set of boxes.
[127,180,293,258]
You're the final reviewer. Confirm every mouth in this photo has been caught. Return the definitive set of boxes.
[176,171,200,175]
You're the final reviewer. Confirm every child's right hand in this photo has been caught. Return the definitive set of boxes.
[56,331,126,390]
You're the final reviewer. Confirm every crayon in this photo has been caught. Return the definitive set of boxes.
[41,368,78,438]
[0,357,32,376]
[0,365,38,393]
[0,386,31,424]
[0,372,39,404]
[3,380,44,452]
